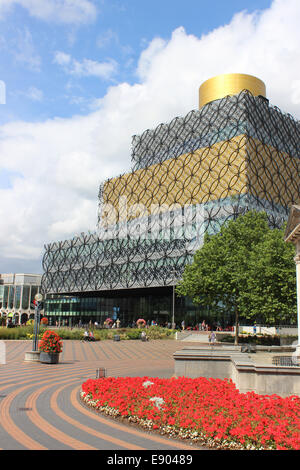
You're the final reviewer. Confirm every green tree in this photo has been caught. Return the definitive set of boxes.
[176,210,297,344]
[240,227,297,324]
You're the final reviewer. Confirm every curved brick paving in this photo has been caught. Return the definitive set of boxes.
[0,339,204,451]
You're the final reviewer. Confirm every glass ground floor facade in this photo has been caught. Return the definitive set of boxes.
[44,286,235,329]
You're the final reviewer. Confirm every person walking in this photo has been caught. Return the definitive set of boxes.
[209,331,216,346]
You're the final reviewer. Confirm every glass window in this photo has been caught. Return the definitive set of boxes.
[15,286,22,309]
[8,286,15,309]
[30,286,38,307]
[0,285,3,309]
[22,286,30,309]
[3,286,9,308]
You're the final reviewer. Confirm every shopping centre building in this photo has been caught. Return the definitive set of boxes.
[41,73,300,328]
[0,273,42,325]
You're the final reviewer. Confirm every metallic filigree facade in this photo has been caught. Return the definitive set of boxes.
[41,90,300,295]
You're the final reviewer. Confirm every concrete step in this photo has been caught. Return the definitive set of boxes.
[180,332,210,342]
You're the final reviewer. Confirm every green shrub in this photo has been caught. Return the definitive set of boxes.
[280,335,298,345]
[56,328,84,340]
[0,325,176,341]
[146,326,175,340]
[124,329,141,340]
[219,334,280,346]
[0,325,46,340]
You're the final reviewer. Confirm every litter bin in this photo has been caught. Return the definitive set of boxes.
[113,335,120,341]
[96,367,106,378]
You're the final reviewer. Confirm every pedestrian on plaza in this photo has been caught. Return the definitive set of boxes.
[89,330,95,342]
[82,330,89,342]
[181,320,185,331]
[209,331,216,346]
[141,330,148,341]
[116,318,120,328]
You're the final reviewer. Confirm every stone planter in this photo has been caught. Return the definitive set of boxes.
[24,351,40,362]
[39,352,60,364]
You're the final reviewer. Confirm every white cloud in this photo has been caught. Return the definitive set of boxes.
[291,80,300,105]
[0,0,13,19]
[13,27,41,72]
[71,58,118,80]
[96,29,119,49]
[54,51,118,80]
[1,0,300,272]
[25,86,44,101]
[0,0,97,24]
[53,51,72,66]
[12,86,43,102]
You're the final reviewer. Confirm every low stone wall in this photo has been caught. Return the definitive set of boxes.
[238,325,298,336]
[173,346,300,397]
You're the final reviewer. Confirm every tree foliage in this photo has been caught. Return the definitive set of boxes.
[176,211,297,342]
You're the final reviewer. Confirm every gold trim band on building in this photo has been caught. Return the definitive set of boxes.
[199,73,266,108]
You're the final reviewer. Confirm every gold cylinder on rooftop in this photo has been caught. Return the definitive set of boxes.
[199,73,266,108]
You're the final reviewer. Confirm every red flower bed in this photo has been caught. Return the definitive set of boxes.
[39,330,63,353]
[81,376,300,450]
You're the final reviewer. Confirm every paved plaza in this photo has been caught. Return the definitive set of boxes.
[0,339,204,451]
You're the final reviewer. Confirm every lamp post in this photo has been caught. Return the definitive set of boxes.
[24,292,44,362]
[171,269,177,330]
[33,293,43,352]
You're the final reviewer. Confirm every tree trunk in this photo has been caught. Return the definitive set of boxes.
[234,305,239,345]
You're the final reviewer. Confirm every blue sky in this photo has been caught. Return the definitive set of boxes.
[0,0,272,123]
[0,0,299,274]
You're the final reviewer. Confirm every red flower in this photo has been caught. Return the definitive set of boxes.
[80,376,300,450]
[39,330,63,353]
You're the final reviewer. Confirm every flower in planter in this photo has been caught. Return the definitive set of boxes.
[40,317,48,325]
[136,318,146,328]
[39,330,63,353]
[104,318,113,328]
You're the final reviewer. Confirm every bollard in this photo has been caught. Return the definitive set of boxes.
[96,367,106,379]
